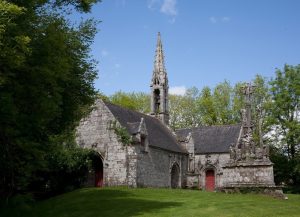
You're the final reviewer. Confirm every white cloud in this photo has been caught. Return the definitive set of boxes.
[169,86,186,96]
[147,0,160,9]
[147,0,178,24]
[160,0,177,16]
[222,16,230,22]
[209,16,217,24]
[101,49,108,57]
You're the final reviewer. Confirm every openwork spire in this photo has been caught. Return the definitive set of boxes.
[150,32,169,126]
[152,32,168,87]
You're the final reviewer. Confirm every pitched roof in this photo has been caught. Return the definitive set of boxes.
[104,101,187,154]
[176,125,241,154]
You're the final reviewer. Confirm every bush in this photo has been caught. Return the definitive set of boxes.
[29,145,92,198]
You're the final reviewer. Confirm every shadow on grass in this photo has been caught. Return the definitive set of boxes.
[5,188,182,217]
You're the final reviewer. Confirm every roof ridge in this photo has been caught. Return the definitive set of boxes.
[176,124,241,132]
[192,124,241,130]
[103,100,159,122]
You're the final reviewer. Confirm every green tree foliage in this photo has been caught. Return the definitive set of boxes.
[169,87,201,130]
[0,1,29,85]
[197,86,217,125]
[0,0,100,198]
[110,91,150,113]
[267,65,300,186]
[42,145,92,195]
[212,81,233,124]
[169,94,187,130]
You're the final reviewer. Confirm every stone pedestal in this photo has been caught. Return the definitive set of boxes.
[221,160,285,199]
[223,160,275,187]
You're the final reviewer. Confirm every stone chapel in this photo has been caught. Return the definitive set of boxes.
[76,33,278,193]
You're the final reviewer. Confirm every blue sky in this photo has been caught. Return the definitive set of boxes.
[74,0,300,95]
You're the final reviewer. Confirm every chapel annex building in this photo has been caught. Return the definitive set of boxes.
[76,33,276,191]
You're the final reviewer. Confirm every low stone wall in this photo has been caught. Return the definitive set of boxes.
[221,186,286,199]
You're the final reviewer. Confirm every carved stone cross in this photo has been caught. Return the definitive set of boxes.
[241,83,256,128]
[242,82,255,104]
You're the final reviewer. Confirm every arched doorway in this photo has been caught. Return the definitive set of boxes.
[170,163,180,188]
[205,170,215,191]
[91,152,103,187]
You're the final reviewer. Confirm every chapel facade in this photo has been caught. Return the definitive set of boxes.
[76,33,279,193]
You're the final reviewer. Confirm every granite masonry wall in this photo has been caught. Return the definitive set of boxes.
[136,146,187,188]
[76,100,134,187]
[222,162,275,187]
[186,153,230,189]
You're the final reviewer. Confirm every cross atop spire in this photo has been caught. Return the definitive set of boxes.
[152,32,168,87]
[241,83,256,128]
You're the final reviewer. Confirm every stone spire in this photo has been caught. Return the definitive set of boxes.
[152,32,168,86]
[150,32,169,125]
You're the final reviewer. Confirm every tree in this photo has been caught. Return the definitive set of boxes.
[267,64,300,186]
[169,94,185,130]
[0,0,100,198]
[109,91,150,113]
[169,87,201,130]
[0,1,29,85]
[212,80,233,124]
[197,86,217,125]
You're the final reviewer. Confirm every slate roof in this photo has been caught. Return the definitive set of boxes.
[176,125,241,154]
[104,101,187,154]
[126,122,140,135]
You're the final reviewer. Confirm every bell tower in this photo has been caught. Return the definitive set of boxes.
[150,32,169,125]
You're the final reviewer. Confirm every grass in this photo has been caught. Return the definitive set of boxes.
[2,187,300,217]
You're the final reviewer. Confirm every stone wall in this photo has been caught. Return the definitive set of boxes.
[136,146,188,188]
[76,100,135,187]
[186,153,230,189]
[222,162,275,187]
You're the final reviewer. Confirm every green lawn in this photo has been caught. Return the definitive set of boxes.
[3,187,300,217]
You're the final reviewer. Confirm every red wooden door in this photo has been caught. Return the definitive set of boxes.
[205,170,215,191]
[95,170,103,187]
